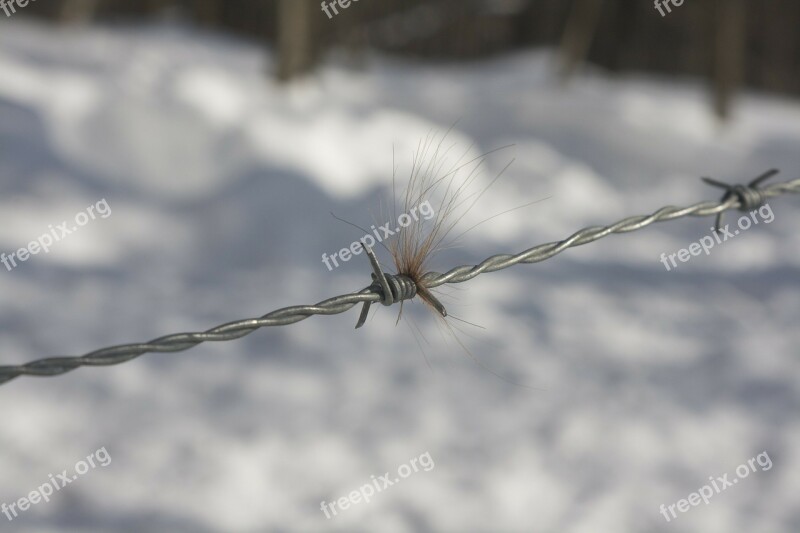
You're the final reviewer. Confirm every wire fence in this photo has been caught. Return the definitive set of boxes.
[1,171,798,386]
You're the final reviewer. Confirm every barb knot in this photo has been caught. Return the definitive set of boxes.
[701,169,778,232]
[355,241,417,328]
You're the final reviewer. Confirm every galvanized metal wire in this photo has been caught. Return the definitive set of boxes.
[1,172,798,386]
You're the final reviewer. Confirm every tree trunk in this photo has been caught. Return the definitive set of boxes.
[712,0,746,119]
[276,0,315,82]
[558,0,604,83]
[59,0,100,24]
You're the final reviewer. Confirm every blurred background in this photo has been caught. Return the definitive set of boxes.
[0,1,798,532]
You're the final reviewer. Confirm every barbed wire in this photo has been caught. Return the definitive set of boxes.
[1,171,797,386]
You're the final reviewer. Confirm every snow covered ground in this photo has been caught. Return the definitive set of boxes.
[0,18,798,533]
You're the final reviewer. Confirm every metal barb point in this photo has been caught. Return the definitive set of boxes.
[362,241,394,306]
[701,169,779,232]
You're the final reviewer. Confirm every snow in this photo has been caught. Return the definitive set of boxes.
[0,18,798,533]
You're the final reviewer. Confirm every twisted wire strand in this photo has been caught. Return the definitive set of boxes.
[424,178,799,288]
[1,177,798,386]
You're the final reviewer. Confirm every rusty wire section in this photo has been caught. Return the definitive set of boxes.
[1,172,798,386]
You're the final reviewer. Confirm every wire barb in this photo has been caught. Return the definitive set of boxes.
[702,169,779,232]
[0,172,798,386]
